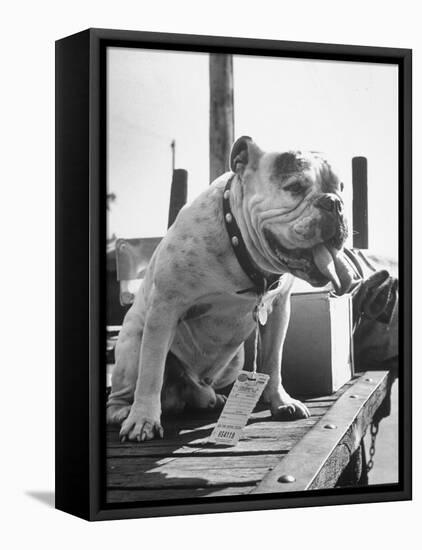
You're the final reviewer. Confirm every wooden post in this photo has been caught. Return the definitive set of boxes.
[170,140,176,173]
[168,169,188,228]
[209,54,234,183]
[352,156,368,249]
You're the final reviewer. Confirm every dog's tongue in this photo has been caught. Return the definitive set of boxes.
[312,244,353,295]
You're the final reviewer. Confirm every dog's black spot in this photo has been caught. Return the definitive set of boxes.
[273,152,310,178]
[162,289,180,301]
[187,249,198,259]
[203,234,221,256]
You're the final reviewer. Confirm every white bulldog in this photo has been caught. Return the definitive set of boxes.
[107,136,353,442]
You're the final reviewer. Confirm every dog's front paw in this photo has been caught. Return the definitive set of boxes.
[270,396,310,420]
[119,406,163,442]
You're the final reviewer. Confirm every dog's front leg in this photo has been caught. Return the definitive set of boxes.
[259,285,310,420]
[119,293,181,442]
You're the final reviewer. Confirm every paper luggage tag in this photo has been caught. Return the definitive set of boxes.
[209,371,269,446]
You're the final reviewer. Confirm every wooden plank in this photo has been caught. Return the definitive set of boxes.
[107,422,319,457]
[107,404,327,438]
[107,408,324,450]
[108,455,278,471]
[107,442,289,458]
[252,371,389,494]
[108,469,266,489]
[107,455,279,489]
[106,485,254,503]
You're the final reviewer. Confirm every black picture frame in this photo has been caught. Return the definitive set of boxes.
[55,28,412,521]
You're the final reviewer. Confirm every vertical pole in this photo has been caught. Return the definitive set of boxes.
[209,54,234,183]
[170,139,176,173]
[168,169,188,228]
[352,156,368,249]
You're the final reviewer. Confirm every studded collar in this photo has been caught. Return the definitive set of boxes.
[222,175,281,295]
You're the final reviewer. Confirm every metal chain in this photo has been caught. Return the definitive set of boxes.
[366,422,379,472]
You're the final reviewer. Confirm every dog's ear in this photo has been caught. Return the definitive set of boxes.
[229,136,262,175]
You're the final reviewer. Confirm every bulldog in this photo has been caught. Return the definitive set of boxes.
[107,136,354,442]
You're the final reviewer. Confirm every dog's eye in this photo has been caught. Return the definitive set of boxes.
[284,181,303,195]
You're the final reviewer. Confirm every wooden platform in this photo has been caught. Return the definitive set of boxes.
[106,370,389,503]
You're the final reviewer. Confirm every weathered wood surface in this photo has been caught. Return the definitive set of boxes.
[106,372,388,503]
[107,486,254,504]
[209,54,234,182]
[168,169,188,228]
[253,371,388,493]
[352,156,369,249]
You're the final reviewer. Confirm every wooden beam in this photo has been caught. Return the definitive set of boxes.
[168,168,188,228]
[106,486,254,503]
[209,54,234,182]
[252,371,389,493]
[352,156,369,249]
[170,140,176,173]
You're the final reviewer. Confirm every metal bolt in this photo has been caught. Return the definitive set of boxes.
[232,236,239,246]
[277,474,296,483]
[350,394,359,399]
[324,423,337,430]
[224,190,230,200]
[225,213,233,223]
[365,378,373,382]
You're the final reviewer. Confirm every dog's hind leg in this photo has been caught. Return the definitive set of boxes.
[183,379,226,410]
[183,348,244,411]
[161,352,223,412]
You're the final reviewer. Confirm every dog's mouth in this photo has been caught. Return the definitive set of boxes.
[263,229,354,294]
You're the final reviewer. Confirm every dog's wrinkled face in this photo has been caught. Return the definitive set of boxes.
[230,136,353,294]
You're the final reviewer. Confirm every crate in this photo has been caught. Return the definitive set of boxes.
[282,291,354,397]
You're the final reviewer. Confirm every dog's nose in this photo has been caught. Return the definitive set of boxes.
[316,193,343,213]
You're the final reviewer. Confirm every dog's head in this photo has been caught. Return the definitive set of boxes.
[230,136,353,294]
